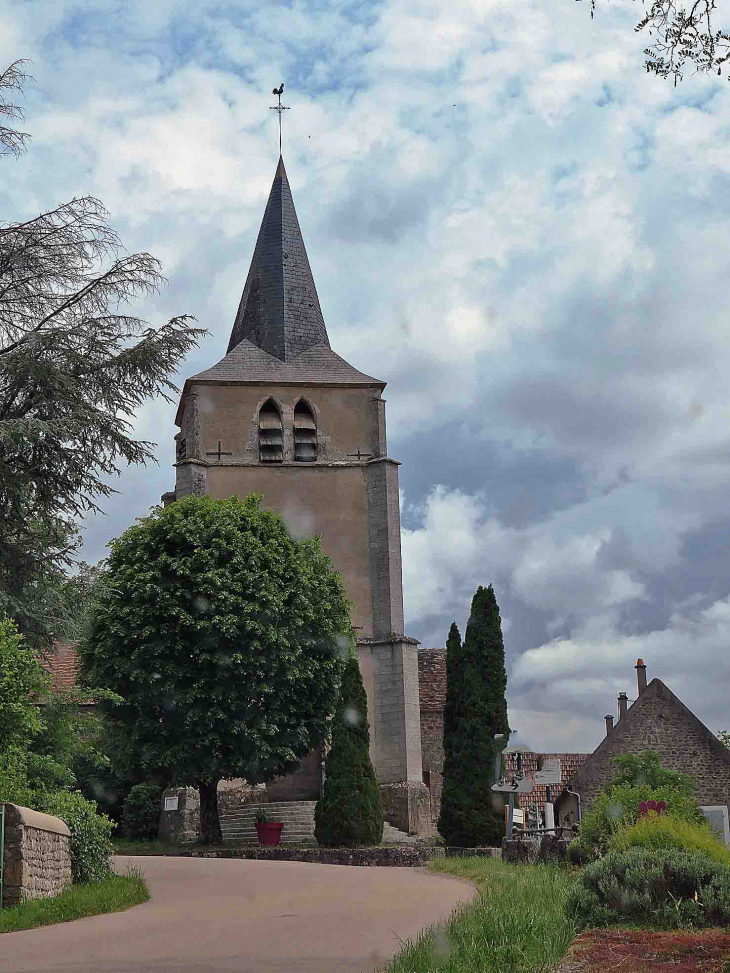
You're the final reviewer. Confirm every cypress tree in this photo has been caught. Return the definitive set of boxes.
[315,654,384,847]
[438,584,510,847]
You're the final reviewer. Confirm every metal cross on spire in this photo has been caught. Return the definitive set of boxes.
[270,83,290,155]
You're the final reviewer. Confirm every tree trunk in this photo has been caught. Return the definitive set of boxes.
[198,779,222,846]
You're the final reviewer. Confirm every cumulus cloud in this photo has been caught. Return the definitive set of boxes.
[5,0,730,751]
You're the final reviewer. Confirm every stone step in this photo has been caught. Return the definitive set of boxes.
[222,810,315,819]
[223,801,317,812]
[221,801,317,847]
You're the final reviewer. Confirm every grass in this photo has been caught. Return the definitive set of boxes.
[383,856,576,973]
[112,837,194,856]
[0,865,149,933]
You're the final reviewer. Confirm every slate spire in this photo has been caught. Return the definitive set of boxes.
[227,156,330,360]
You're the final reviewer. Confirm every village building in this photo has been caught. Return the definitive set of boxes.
[555,659,730,828]
[417,646,589,823]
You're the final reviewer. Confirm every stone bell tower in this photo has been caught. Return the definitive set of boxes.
[166,157,430,832]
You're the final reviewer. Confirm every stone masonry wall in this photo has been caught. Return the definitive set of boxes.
[566,681,730,820]
[418,648,447,820]
[2,804,72,907]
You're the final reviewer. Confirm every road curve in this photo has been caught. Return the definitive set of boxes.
[3,855,474,973]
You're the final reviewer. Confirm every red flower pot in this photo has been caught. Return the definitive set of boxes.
[255,822,284,847]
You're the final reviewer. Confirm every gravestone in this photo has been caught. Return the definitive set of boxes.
[700,805,730,846]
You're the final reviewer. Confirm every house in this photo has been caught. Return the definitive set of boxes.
[554,659,730,827]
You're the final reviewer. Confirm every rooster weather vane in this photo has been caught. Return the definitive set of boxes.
[270,83,290,155]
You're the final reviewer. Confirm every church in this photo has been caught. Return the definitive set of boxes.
[162,155,432,834]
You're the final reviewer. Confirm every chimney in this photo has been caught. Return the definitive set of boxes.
[605,714,614,735]
[617,692,628,720]
[635,658,647,695]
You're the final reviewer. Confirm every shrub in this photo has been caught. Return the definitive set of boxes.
[37,790,115,883]
[315,654,383,847]
[576,782,705,858]
[565,847,730,929]
[609,812,730,866]
[122,782,163,841]
[567,838,595,865]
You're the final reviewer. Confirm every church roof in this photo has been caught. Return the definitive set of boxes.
[188,339,384,388]
[227,155,330,361]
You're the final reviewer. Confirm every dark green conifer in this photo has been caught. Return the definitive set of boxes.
[438,585,510,847]
[315,654,384,847]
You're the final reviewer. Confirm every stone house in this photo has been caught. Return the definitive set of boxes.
[554,659,730,827]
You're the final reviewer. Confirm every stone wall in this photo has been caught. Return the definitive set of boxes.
[380,781,431,835]
[556,678,730,826]
[174,845,444,866]
[158,787,200,844]
[2,804,72,907]
[418,648,446,822]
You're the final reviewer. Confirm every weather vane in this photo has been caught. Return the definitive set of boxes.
[270,83,290,155]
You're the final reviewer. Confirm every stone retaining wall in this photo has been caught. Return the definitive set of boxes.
[2,803,72,907]
[167,844,503,866]
[170,846,444,866]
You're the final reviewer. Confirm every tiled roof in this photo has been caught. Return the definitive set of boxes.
[189,339,384,387]
[39,640,81,692]
[228,155,330,361]
[504,752,591,811]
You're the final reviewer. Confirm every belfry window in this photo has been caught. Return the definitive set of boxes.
[258,400,283,462]
[293,400,317,462]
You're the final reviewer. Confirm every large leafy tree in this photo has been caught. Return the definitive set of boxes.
[583,1,730,83]
[78,494,352,845]
[315,654,383,847]
[0,614,120,801]
[0,59,206,647]
[438,585,510,847]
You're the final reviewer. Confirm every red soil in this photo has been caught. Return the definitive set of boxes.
[566,928,730,973]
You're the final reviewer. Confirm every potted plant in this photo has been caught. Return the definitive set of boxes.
[254,809,284,847]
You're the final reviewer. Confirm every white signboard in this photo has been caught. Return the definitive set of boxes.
[701,806,730,846]
[164,796,179,812]
[492,778,534,794]
[533,759,562,786]
[544,803,555,831]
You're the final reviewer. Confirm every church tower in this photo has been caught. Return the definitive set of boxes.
[167,157,430,832]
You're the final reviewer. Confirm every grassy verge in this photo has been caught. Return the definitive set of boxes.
[0,865,149,934]
[383,856,576,973]
[112,838,194,856]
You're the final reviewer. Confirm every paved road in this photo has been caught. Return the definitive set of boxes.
[4,856,473,973]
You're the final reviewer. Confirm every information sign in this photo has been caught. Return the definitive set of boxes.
[164,796,179,812]
[492,778,534,794]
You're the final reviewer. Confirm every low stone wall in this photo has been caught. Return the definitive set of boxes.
[445,846,502,858]
[217,780,265,816]
[2,803,72,907]
[170,846,445,866]
[501,835,571,864]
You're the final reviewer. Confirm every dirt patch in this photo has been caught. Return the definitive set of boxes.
[555,928,730,973]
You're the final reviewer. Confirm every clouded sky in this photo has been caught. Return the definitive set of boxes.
[4,0,730,754]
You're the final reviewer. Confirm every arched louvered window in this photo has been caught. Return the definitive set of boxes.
[293,400,317,462]
[258,400,283,463]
